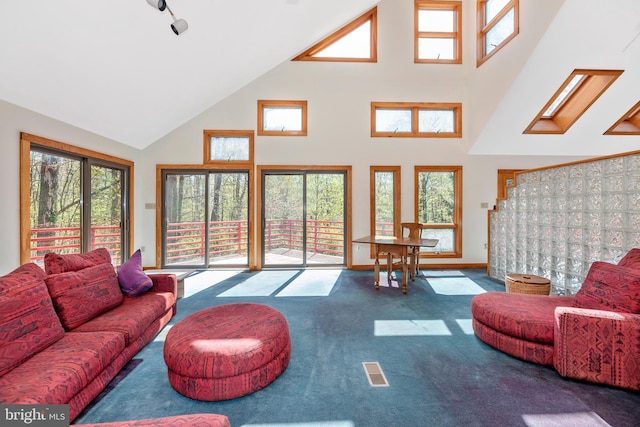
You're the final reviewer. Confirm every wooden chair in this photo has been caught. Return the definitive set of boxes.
[377,243,405,286]
[401,222,423,279]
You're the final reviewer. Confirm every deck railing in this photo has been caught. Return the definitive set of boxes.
[30,225,122,264]
[30,219,345,265]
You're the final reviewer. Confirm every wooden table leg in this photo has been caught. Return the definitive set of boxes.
[409,247,416,281]
[401,248,408,294]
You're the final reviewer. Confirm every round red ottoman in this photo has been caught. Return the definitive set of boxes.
[163,303,291,401]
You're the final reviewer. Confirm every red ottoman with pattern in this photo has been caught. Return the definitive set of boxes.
[163,303,291,401]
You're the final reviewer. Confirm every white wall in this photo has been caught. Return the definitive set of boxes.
[0,99,142,274]
[2,0,593,273]
[138,0,585,268]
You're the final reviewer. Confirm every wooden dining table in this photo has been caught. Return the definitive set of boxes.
[353,235,439,294]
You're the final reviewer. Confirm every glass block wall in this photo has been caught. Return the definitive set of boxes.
[489,151,640,295]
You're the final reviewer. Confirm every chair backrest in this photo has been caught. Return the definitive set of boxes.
[401,222,423,239]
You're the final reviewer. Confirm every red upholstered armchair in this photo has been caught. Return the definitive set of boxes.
[472,249,640,390]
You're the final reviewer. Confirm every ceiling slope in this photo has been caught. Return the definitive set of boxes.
[0,0,379,149]
[469,0,640,156]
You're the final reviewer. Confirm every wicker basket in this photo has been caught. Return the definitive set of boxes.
[505,273,550,295]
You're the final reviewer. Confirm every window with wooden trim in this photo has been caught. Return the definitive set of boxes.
[524,69,624,134]
[258,100,308,136]
[292,7,377,62]
[203,130,254,165]
[370,166,401,259]
[605,101,640,135]
[477,0,519,66]
[371,102,462,137]
[415,1,462,64]
[415,166,462,257]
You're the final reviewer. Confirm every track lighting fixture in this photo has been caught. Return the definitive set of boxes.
[146,0,188,35]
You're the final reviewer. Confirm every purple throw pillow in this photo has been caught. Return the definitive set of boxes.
[117,249,153,297]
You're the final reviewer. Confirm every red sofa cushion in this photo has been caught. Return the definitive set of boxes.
[617,248,640,269]
[0,263,66,377]
[0,331,125,405]
[471,292,573,345]
[74,292,174,345]
[573,261,640,314]
[45,263,124,330]
[44,248,112,275]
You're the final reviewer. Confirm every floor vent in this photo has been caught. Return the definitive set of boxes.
[362,362,389,387]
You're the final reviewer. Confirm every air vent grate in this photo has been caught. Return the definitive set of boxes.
[362,361,389,387]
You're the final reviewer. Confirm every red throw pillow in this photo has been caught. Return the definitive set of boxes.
[573,261,640,314]
[117,249,153,297]
[45,263,124,330]
[0,263,65,376]
[44,247,112,275]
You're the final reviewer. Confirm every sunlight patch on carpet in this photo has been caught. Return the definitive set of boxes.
[276,269,341,297]
[422,270,465,277]
[427,277,486,295]
[374,320,452,336]
[152,324,173,342]
[455,319,474,335]
[218,270,299,297]
[184,270,241,298]
[522,411,611,427]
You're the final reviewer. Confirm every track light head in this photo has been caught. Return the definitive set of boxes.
[147,0,188,36]
[171,19,188,35]
[147,0,166,11]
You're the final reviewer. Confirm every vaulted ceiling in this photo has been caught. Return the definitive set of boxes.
[1,0,638,155]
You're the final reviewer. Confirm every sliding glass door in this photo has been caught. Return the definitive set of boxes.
[262,170,346,267]
[28,145,129,265]
[162,170,249,268]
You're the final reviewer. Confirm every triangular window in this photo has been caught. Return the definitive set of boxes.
[293,7,377,62]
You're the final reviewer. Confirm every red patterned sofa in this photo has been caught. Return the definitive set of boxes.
[76,413,230,426]
[0,249,178,423]
[471,248,640,390]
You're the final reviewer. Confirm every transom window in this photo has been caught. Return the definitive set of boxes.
[258,100,308,136]
[203,130,254,165]
[371,102,462,137]
[415,166,462,257]
[415,1,462,64]
[477,0,519,66]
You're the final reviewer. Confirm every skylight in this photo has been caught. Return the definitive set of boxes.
[524,69,624,134]
[605,101,640,135]
[541,74,586,118]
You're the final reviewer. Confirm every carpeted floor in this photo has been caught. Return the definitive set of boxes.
[74,269,640,427]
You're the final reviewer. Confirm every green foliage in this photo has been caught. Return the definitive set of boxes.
[417,171,454,224]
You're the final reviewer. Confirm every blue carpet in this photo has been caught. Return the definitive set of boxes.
[73,269,640,427]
